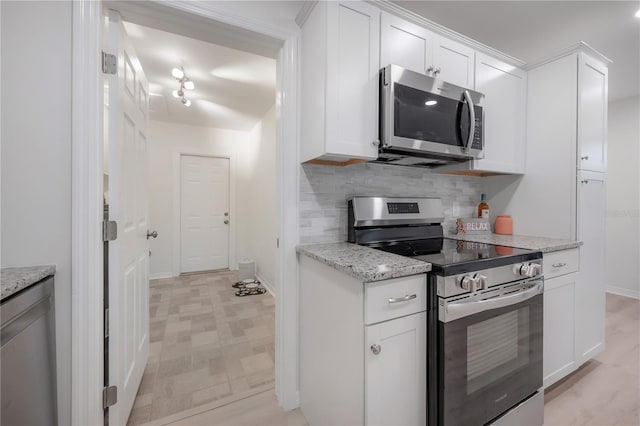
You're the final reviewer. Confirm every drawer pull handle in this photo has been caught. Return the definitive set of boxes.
[552,262,567,268]
[388,294,417,304]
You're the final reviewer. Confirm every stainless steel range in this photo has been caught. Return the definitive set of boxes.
[348,196,544,426]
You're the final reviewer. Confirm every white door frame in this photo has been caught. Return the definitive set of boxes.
[71,1,300,424]
[176,153,234,274]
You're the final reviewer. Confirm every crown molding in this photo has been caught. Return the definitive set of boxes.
[368,0,527,68]
[524,41,613,70]
[295,0,318,27]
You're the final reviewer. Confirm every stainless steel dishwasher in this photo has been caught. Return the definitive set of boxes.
[1,276,57,425]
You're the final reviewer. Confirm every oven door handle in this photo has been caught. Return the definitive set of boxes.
[442,280,543,322]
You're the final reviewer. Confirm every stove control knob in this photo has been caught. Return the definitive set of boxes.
[460,275,481,292]
[478,274,489,290]
[516,263,542,278]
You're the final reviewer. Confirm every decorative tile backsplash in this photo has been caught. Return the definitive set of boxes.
[299,163,483,244]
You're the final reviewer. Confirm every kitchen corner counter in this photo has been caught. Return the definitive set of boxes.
[297,242,431,282]
[445,233,582,253]
[1,265,56,302]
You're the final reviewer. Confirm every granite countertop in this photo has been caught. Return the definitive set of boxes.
[297,242,431,282]
[445,233,582,253]
[1,265,56,301]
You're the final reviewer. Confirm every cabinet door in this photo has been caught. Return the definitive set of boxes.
[365,312,426,426]
[380,12,433,74]
[325,0,380,160]
[543,273,577,388]
[576,171,606,363]
[433,34,475,88]
[474,52,527,174]
[578,53,608,172]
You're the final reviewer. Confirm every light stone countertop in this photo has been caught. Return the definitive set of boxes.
[297,242,431,282]
[445,233,582,253]
[1,265,56,302]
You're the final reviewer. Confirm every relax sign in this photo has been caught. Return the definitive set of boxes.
[456,218,492,235]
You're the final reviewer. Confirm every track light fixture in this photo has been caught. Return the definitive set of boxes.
[171,67,194,107]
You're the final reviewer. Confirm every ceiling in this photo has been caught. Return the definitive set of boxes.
[122,0,638,131]
[123,21,277,131]
[392,1,640,101]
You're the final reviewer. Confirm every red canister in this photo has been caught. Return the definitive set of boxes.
[495,215,513,235]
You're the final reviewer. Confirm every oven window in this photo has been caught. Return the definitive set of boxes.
[438,293,543,426]
[466,308,530,394]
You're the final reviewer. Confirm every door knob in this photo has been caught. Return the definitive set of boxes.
[224,212,229,216]
[434,66,442,75]
[371,344,382,355]
[146,230,158,239]
[581,155,589,160]
[224,220,229,224]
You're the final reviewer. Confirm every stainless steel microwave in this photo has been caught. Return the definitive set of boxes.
[377,64,485,167]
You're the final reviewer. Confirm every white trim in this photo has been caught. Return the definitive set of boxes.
[71,1,104,425]
[369,0,526,68]
[73,1,301,422]
[524,41,613,71]
[256,273,276,300]
[606,286,640,300]
[275,35,301,410]
[173,153,236,275]
[149,272,174,280]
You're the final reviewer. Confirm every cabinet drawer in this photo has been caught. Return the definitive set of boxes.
[365,275,426,325]
[544,248,579,279]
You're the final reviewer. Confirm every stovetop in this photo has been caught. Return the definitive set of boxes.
[366,237,542,276]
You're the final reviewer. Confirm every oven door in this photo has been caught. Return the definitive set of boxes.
[437,279,543,426]
[381,64,484,160]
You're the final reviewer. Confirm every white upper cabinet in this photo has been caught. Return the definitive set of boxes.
[300,0,380,163]
[380,12,433,75]
[432,35,475,88]
[578,53,608,172]
[473,53,527,174]
[380,12,475,88]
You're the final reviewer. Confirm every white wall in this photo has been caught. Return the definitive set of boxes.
[147,120,247,278]
[237,106,278,290]
[148,109,278,294]
[606,96,640,298]
[0,1,72,424]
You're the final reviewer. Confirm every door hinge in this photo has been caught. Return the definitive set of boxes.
[103,220,118,242]
[276,238,279,249]
[102,51,117,75]
[103,385,118,409]
[104,308,109,339]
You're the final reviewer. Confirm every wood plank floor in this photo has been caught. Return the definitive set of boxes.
[544,293,640,425]
[137,290,638,426]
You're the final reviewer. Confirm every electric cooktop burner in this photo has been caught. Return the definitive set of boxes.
[368,237,539,276]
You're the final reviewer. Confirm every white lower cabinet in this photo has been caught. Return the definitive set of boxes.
[299,255,427,426]
[366,312,426,426]
[543,273,577,388]
[576,170,606,363]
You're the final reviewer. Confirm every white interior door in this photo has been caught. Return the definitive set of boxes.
[108,10,149,426]
[180,155,230,273]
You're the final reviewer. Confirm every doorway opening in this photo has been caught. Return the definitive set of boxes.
[103,8,281,425]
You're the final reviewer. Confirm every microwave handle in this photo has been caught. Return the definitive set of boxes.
[463,90,475,153]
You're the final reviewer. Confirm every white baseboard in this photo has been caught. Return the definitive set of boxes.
[256,273,276,299]
[150,272,174,280]
[606,285,640,300]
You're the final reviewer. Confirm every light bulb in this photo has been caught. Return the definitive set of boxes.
[636,8,640,18]
[184,99,192,107]
[184,80,195,90]
[172,90,179,98]
[171,67,184,79]
[425,100,437,106]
